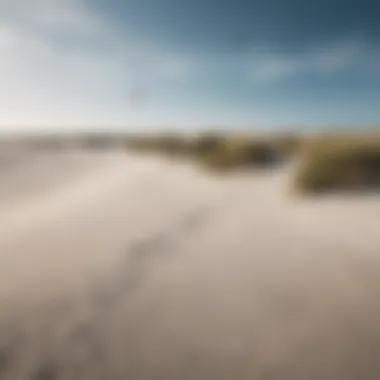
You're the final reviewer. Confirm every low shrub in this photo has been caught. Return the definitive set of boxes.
[269,133,300,159]
[200,139,279,172]
[189,133,227,157]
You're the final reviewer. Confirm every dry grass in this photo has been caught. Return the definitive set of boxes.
[199,138,279,171]
[124,132,299,172]
[295,136,380,193]
[124,131,380,194]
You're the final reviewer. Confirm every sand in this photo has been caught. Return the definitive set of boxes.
[0,148,379,379]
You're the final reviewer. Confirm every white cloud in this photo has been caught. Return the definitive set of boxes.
[0,0,195,130]
[0,0,103,37]
[248,35,371,83]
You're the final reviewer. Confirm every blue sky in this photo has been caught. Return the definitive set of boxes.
[0,0,379,132]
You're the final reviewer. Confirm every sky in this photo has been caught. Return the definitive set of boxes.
[0,0,380,132]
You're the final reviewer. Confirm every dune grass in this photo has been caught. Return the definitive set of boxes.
[199,138,280,171]
[295,136,380,193]
[124,131,380,194]
[125,132,299,173]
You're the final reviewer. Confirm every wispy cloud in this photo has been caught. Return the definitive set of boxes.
[0,0,196,129]
[0,0,104,38]
[248,35,372,83]
[0,0,378,130]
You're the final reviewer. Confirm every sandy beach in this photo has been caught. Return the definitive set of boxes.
[0,148,379,379]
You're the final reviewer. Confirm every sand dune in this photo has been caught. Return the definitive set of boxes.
[0,149,379,379]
